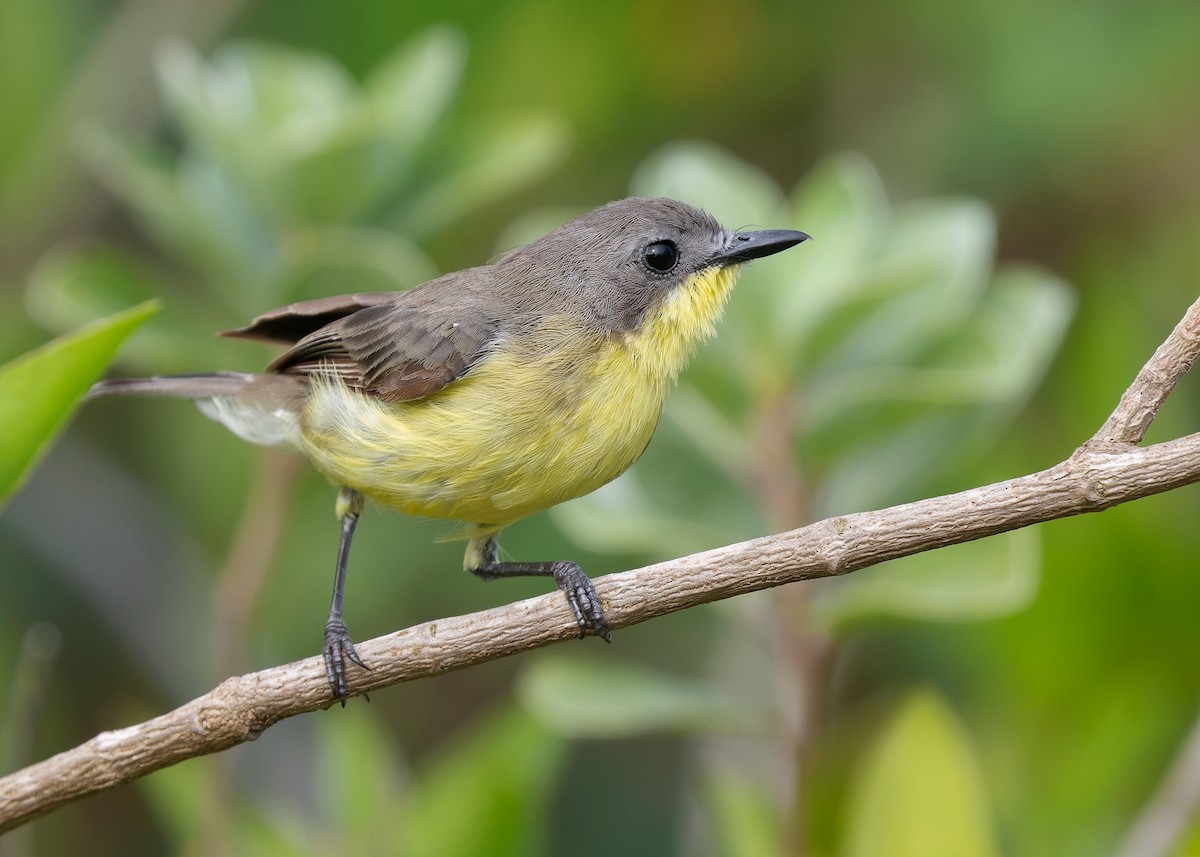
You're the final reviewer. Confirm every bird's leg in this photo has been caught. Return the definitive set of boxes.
[464,531,610,641]
[323,487,370,704]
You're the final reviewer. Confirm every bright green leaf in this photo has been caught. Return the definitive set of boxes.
[842,690,999,857]
[0,301,157,507]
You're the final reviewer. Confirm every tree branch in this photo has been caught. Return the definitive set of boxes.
[3,295,1200,835]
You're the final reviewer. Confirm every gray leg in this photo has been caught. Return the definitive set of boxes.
[464,530,610,641]
[323,487,370,704]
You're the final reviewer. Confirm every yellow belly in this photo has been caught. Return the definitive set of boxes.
[298,265,737,527]
[299,331,670,526]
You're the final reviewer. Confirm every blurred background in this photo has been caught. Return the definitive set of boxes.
[2,1,1199,855]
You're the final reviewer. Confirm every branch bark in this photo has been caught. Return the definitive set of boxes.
[3,295,1200,836]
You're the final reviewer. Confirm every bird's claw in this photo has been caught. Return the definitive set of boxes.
[552,562,610,642]
[323,618,371,705]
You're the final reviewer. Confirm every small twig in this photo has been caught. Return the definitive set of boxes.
[1091,297,1200,445]
[2,294,1199,834]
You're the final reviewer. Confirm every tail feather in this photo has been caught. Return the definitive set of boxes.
[87,372,256,401]
[88,371,306,450]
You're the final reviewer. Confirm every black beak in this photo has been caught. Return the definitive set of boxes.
[712,229,811,266]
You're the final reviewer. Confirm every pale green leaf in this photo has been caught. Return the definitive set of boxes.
[392,114,570,238]
[704,774,783,857]
[632,140,788,228]
[551,471,753,559]
[517,655,760,738]
[842,690,999,857]
[811,529,1040,629]
[315,708,408,852]
[366,26,467,153]
[779,153,890,342]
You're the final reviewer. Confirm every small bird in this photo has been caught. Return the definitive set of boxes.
[90,197,809,703]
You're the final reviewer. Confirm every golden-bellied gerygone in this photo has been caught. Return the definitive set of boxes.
[90,197,810,703]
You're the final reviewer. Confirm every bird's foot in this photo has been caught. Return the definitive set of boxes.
[323,618,371,705]
[551,561,610,642]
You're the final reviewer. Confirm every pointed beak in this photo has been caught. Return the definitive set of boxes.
[711,229,811,266]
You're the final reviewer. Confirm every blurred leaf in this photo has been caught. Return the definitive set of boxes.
[392,113,570,239]
[814,200,994,371]
[551,471,753,559]
[632,140,788,228]
[970,265,1076,401]
[316,708,408,853]
[137,754,212,845]
[174,152,278,294]
[26,245,220,369]
[842,690,999,857]
[279,226,438,300]
[157,40,355,170]
[77,124,200,263]
[704,774,783,857]
[778,153,890,346]
[366,26,467,158]
[232,809,315,857]
[517,654,760,738]
[811,529,1041,629]
[402,707,565,857]
[0,301,157,507]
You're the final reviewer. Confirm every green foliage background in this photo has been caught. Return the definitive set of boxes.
[2,2,1199,855]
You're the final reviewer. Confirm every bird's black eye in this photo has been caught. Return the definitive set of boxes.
[643,240,679,273]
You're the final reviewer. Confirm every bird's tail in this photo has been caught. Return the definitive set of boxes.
[89,371,305,449]
[87,371,257,400]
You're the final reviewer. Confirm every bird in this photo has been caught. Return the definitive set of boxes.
[90,196,810,703]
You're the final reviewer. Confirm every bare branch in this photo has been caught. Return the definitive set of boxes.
[3,294,1200,834]
[1092,296,1200,444]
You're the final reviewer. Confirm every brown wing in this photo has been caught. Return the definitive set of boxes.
[220,293,399,345]
[267,301,499,403]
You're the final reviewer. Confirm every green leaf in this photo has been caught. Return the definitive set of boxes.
[77,125,197,259]
[0,301,157,507]
[391,114,570,239]
[632,140,788,228]
[517,655,760,738]
[366,26,467,156]
[969,265,1075,401]
[137,754,213,845]
[402,707,565,857]
[842,690,999,857]
[315,708,408,851]
[778,153,890,343]
[550,471,754,559]
[25,245,218,367]
[703,774,783,857]
[158,40,355,164]
[811,529,1041,629]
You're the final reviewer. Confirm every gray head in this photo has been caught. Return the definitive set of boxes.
[495,197,809,332]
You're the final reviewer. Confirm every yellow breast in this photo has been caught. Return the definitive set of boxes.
[298,265,738,527]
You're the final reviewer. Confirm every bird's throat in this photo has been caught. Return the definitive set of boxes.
[625,265,739,383]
